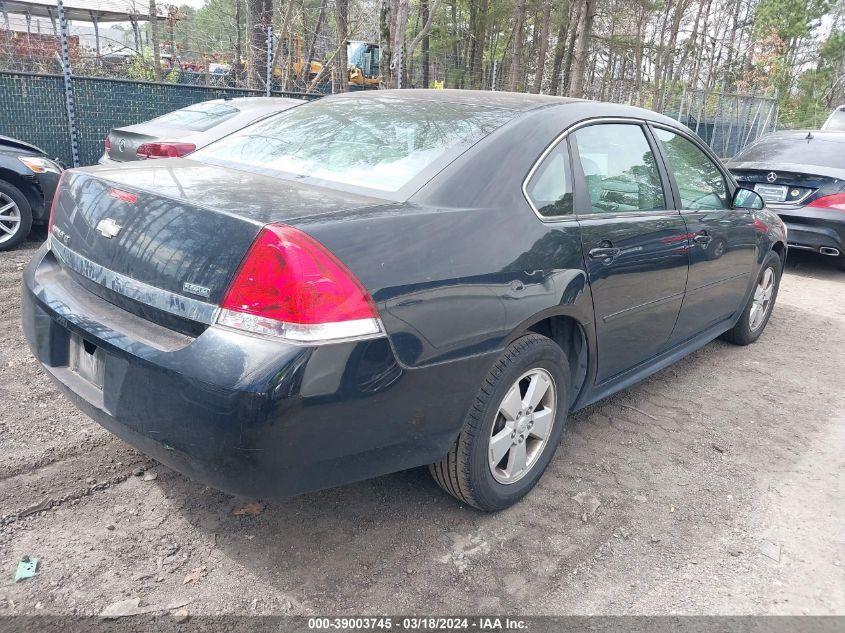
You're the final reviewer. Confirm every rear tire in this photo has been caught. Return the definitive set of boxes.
[722,250,781,346]
[429,334,570,511]
[0,180,33,252]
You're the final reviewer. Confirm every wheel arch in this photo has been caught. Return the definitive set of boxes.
[0,168,43,220]
[509,313,590,412]
[771,240,786,267]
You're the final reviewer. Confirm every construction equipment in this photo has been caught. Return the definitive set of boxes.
[271,35,380,90]
[346,41,381,89]
[271,33,322,80]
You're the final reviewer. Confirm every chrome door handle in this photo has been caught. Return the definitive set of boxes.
[588,247,621,260]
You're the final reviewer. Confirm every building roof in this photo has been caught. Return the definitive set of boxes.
[0,0,158,22]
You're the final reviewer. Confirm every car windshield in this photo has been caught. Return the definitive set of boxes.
[347,42,367,67]
[731,133,845,168]
[150,102,239,132]
[193,96,515,193]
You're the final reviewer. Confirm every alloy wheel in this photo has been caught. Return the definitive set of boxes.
[488,368,557,485]
[0,192,22,245]
[749,266,775,331]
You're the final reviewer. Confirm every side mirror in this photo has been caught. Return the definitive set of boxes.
[732,187,764,210]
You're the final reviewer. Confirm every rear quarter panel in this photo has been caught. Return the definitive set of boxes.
[299,107,598,371]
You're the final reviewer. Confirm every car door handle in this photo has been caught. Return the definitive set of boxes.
[588,247,621,260]
[693,232,712,245]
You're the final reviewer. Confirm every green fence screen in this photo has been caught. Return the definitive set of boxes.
[0,71,317,166]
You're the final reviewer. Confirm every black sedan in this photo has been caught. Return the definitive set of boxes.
[23,91,786,511]
[728,130,845,270]
[0,135,63,252]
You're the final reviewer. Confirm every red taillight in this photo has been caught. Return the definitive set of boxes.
[808,193,845,212]
[217,224,381,342]
[135,142,196,159]
[104,134,111,153]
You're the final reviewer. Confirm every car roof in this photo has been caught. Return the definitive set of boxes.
[200,96,305,111]
[322,89,686,129]
[325,89,583,111]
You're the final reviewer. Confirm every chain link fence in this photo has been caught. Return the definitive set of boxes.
[1,0,778,167]
[661,89,779,159]
[0,71,315,166]
[395,51,778,158]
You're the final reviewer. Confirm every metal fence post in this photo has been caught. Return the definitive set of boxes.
[56,0,79,167]
[491,60,497,91]
[396,49,402,89]
[265,24,272,97]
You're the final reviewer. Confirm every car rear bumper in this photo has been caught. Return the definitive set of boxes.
[22,244,488,498]
[776,207,845,256]
[96,154,122,165]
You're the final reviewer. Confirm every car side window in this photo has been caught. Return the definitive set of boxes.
[572,123,666,213]
[654,128,730,211]
[525,142,573,218]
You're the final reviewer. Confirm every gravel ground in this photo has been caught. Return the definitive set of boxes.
[1,234,843,617]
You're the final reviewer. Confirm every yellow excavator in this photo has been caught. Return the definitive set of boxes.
[272,35,381,90]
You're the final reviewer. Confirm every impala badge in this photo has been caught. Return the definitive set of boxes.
[118,139,126,152]
[183,282,211,299]
[96,218,122,239]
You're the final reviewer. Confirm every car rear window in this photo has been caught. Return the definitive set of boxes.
[194,96,515,193]
[732,134,845,168]
[824,108,845,131]
[150,102,240,132]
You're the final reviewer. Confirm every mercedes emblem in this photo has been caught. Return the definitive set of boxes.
[766,172,778,183]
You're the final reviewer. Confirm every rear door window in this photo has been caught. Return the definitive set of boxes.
[524,143,573,218]
[571,123,666,213]
[150,102,240,132]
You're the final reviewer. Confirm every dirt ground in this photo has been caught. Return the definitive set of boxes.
[1,233,843,618]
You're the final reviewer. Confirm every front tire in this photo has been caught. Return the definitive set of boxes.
[0,180,33,252]
[722,250,782,345]
[430,334,570,511]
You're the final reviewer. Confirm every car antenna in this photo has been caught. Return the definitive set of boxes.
[805,131,813,141]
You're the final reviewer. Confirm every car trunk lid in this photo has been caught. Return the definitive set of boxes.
[106,125,162,161]
[729,163,844,208]
[49,162,386,329]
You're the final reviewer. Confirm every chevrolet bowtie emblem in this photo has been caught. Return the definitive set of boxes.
[96,218,122,239]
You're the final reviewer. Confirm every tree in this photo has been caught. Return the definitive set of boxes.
[532,0,553,93]
[508,0,527,91]
[568,0,596,97]
[149,0,162,80]
[336,0,349,91]
[246,0,272,89]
